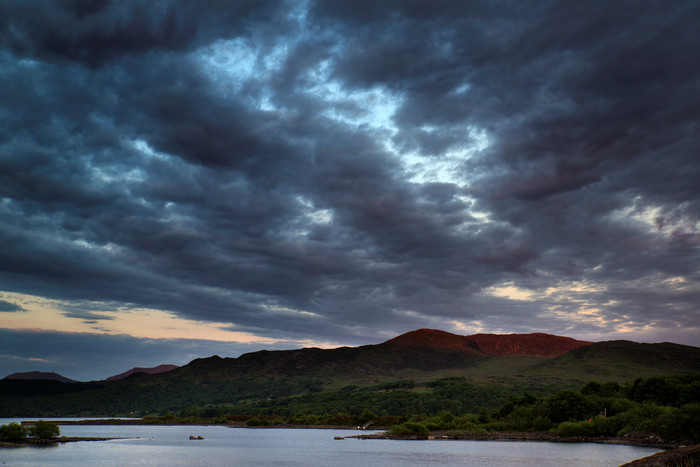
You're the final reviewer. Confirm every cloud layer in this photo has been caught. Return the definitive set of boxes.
[1,0,698,377]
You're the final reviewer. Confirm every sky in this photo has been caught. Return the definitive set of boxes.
[1,0,699,381]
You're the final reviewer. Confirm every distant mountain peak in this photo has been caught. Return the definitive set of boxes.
[385,328,591,357]
[106,364,178,381]
[385,328,481,354]
[3,371,76,383]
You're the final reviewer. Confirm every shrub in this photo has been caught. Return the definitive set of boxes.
[453,421,486,434]
[477,407,491,424]
[582,381,622,397]
[502,406,537,431]
[322,412,357,426]
[581,381,602,396]
[532,416,553,432]
[617,404,699,442]
[28,420,60,439]
[483,421,508,432]
[603,397,636,417]
[496,393,537,418]
[592,416,624,437]
[424,421,441,431]
[359,408,377,423]
[389,421,429,436]
[552,422,587,436]
[676,402,700,441]
[445,426,487,437]
[615,402,669,437]
[546,390,596,423]
[438,410,455,424]
[0,422,28,442]
[291,414,318,425]
[677,382,700,406]
[554,416,623,437]
[245,416,267,426]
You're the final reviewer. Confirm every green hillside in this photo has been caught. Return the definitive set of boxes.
[526,340,700,381]
[1,331,698,417]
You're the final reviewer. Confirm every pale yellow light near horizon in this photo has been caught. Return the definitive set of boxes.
[482,275,690,304]
[482,279,608,302]
[482,283,537,301]
[449,319,484,334]
[481,277,700,343]
[0,291,337,348]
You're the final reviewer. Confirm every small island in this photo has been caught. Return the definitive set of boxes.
[0,420,124,447]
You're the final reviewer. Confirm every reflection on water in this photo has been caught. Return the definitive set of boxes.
[0,419,661,467]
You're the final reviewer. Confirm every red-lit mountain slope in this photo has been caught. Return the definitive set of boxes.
[106,364,179,381]
[385,328,591,357]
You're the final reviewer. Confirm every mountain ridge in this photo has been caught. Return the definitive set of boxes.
[1,329,691,382]
[1,329,698,417]
[2,371,76,383]
[385,328,592,357]
[106,364,179,381]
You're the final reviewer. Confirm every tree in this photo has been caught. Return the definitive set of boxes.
[545,389,596,423]
[28,420,60,439]
[0,422,27,442]
[581,381,602,396]
[477,406,491,424]
[359,408,377,424]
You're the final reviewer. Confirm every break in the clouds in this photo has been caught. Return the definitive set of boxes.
[1,0,699,378]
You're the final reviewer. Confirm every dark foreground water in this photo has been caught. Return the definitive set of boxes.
[0,419,661,466]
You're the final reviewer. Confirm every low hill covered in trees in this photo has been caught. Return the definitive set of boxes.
[1,329,698,424]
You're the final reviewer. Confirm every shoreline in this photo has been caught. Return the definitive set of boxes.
[0,436,126,447]
[18,419,686,449]
[20,419,387,430]
[6,423,699,465]
[347,430,682,449]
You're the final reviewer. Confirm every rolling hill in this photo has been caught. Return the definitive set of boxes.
[2,371,76,383]
[0,329,698,417]
[106,364,179,381]
[385,329,591,356]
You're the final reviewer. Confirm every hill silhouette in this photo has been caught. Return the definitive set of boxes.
[385,329,591,356]
[3,371,76,383]
[106,364,178,381]
[1,329,698,417]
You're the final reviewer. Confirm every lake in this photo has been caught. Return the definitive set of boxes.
[0,418,662,466]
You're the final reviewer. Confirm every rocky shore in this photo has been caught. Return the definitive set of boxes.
[620,444,700,466]
[349,430,683,449]
[345,431,699,466]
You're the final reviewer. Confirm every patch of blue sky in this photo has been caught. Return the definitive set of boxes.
[399,126,491,186]
[194,37,258,95]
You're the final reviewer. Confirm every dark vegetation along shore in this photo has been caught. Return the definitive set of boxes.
[7,373,696,448]
[0,437,121,448]
[0,420,123,447]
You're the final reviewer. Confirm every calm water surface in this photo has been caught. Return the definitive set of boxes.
[0,418,661,466]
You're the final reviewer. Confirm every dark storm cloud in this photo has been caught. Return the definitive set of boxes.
[1,0,281,65]
[1,0,698,364]
[59,301,118,322]
[0,300,24,312]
